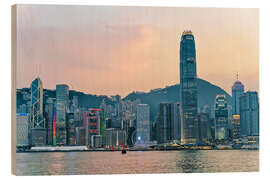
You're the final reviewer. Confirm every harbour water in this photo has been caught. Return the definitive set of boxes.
[16,150,259,175]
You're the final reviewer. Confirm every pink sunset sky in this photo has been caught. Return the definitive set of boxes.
[16,5,259,97]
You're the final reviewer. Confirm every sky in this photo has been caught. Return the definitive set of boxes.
[16,5,259,97]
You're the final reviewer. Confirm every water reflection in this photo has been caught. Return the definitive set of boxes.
[176,150,203,173]
[16,150,259,175]
[46,153,66,175]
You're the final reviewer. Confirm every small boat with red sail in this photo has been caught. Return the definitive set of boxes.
[110,146,114,152]
[121,144,126,154]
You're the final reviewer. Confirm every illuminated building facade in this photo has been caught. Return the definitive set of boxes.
[232,114,241,143]
[53,101,56,145]
[136,104,150,144]
[215,95,229,140]
[239,91,259,139]
[84,109,101,145]
[56,84,69,145]
[179,30,198,144]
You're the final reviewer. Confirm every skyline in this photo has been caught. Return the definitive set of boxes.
[16,5,259,97]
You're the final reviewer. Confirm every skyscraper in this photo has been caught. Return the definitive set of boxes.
[232,74,245,115]
[239,91,259,139]
[179,30,198,144]
[70,96,80,130]
[156,102,180,144]
[30,77,44,128]
[83,109,101,145]
[99,99,107,137]
[215,95,229,140]
[56,84,69,145]
[16,113,30,146]
[44,97,55,145]
[75,127,86,145]
[105,128,126,148]
[30,77,46,146]
[136,104,150,144]
[67,112,76,145]
[198,113,211,143]
[232,114,241,144]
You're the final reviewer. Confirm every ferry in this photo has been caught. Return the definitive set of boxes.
[216,145,232,150]
[242,144,259,150]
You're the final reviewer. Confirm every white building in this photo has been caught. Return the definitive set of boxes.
[136,104,150,144]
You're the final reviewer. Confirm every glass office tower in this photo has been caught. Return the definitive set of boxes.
[215,95,229,140]
[239,91,259,138]
[56,84,69,145]
[30,77,44,128]
[179,30,198,144]
[157,102,180,144]
[232,78,244,115]
[30,77,47,145]
[136,104,150,144]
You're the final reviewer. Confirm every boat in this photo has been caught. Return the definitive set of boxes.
[121,144,127,154]
[242,144,259,150]
[216,145,232,150]
[110,146,114,152]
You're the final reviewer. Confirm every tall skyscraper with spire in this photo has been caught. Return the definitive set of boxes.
[232,73,245,115]
[30,77,44,128]
[179,30,198,144]
[30,77,47,145]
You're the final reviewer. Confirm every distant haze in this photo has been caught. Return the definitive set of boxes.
[16,5,259,97]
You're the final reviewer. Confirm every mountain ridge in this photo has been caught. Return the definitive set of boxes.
[17,78,232,122]
[123,78,232,121]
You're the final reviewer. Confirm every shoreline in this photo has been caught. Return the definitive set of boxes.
[16,148,259,153]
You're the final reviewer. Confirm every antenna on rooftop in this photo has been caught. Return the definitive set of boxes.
[38,63,40,78]
[35,61,40,78]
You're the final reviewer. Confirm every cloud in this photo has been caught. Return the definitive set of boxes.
[16,5,259,97]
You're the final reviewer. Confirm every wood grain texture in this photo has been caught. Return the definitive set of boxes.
[11,4,17,175]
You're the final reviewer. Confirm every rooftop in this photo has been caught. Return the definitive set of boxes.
[233,80,244,87]
[183,30,193,35]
